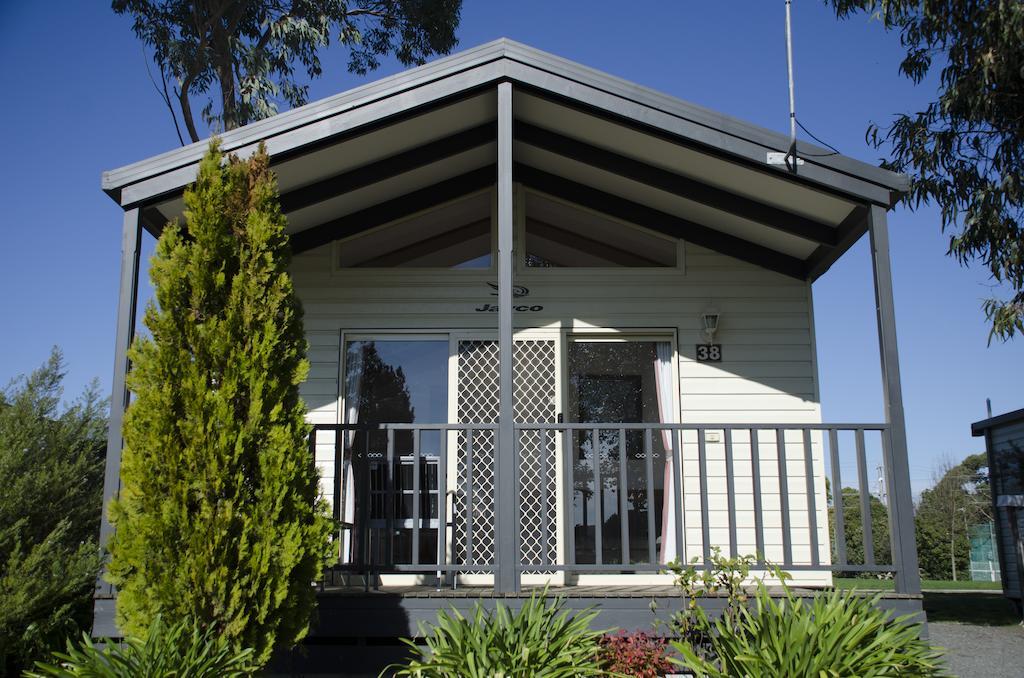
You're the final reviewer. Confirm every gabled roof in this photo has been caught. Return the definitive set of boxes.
[102,38,909,281]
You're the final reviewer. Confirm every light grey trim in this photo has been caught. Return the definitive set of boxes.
[495,82,518,593]
[103,39,907,208]
[867,205,922,594]
[96,208,142,602]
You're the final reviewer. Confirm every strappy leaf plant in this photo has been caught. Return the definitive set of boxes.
[26,616,255,677]
[670,585,946,677]
[387,588,611,677]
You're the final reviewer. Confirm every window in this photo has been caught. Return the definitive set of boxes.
[338,192,492,269]
[524,192,678,268]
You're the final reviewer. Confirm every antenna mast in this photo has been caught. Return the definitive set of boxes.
[784,0,798,171]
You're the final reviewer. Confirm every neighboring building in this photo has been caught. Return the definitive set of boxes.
[973,408,1024,608]
[95,39,924,670]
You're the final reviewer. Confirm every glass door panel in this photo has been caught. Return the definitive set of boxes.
[342,338,448,566]
[567,340,674,566]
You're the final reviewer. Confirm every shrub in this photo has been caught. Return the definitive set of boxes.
[669,585,946,677]
[106,141,332,667]
[0,349,106,676]
[26,616,255,677]
[663,548,761,663]
[389,589,608,677]
[598,631,672,678]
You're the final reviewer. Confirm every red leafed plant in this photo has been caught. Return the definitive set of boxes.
[598,630,673,678]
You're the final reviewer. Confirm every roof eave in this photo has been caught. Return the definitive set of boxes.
[102,37,910,208]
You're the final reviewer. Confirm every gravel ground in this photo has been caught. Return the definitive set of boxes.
[929,621,1024,678]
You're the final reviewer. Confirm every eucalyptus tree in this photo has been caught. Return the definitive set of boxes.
[829,0,1024,340]
[114,0,462,143]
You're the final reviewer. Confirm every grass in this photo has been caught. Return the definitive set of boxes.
[834,578,1002,592]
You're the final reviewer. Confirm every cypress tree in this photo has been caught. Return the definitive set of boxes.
[107,142,331,666]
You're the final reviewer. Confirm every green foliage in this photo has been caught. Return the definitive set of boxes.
[914,454,991,580]
[670,585,945,677]
[106,141,332,668]
[829,487,892,569]
[112,0,462,142]
[829,0,1024,340]
[662,549,762,662]
[0,349,106,677]
[26,616,255,677]
[388,589,609,677]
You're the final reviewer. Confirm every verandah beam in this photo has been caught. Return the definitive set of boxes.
[515,121,838,246]
[867,205,921,595]
[96,208,143,604]
[495,81,519,593]
[804,204,869,281]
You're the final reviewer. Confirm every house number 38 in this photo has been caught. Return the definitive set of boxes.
[695,344,722,362]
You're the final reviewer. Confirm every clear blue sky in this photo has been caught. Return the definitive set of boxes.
[0,1,1019,495]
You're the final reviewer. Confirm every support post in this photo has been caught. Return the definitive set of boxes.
[96,208,143,600]
[495,81,519,593]
[867,205,921,594]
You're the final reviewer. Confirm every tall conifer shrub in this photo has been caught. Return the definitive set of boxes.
[107,142,331,666]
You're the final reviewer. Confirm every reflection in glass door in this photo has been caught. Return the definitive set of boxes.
[341,338,448,567]
[567,339,676,566]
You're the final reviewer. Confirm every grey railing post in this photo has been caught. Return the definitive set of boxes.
[96,207,143,605]
[867,205,921,594]
[495,80,519,593]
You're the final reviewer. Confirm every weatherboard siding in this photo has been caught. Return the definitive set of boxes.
[290,240,831,581]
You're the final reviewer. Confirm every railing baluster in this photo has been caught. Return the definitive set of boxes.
[437,428,448,588]
[539,428,551,565]
[618,428,629,566]
[591,427,603,566]
[385,429,395,567]
[465,428,474,567]
[644,429,656,565]
[563,428,576,566]
[697,428,711,569]
[855,428,875,567]
[829,429,847,567]
[803,428,820,568]
[363,432,371,591]
[724,428,737,559]
[412,429,420,566]
[332,430,344,566]
[777,428,793,566]
[750,429,765,566]
[672,428,684,565]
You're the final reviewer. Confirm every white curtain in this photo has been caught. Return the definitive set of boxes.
[654,341,678,564]
[339,344,365,564]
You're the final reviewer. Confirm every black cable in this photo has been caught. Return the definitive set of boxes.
[795,118,841,156]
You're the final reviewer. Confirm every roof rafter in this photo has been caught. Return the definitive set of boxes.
[280,122,496,213]
[290,165,496,254]
[515,121,839,246]
[515,164,807,279]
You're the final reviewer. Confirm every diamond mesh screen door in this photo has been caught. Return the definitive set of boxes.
[454,338,558,577]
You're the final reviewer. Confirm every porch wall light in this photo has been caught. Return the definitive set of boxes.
[701,307,721,343]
